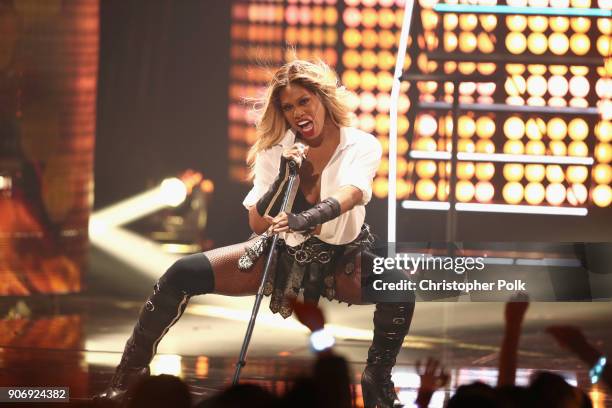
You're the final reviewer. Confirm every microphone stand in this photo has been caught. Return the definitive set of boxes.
[232,160,299,385]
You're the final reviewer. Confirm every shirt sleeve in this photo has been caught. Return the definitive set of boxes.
[338,135,382,205]
[242,150,278,209]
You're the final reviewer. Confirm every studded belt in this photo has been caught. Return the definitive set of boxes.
[285,239,338,266]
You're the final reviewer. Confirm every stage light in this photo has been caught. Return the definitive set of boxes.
[417,114,438,137]
[568,118,589,140]
[378,30,396,49]
[480,14,498,31]
[379,157,390,175]
[478,32,496,53]
[503,182,525,204]
[595,121,611,142]
[548,75,569,96]
[458,115,476,138]
[476,116,495,139]
[566,183,588,205]
[457,162,475,179]
[525,164,546,182]
[570,16,591,32]
[360,92,377,113]
[437,180,449,200]
[528,16,548,32]
[504,140,525,154]
[378,50,395,70]
[504,164,524,181]
[568,141,589,157]
[416,179,437,200]
[342,70,360,89]
[546,183,566,205]
[377,71,393,92]
[527,32,548,54]
[526,140,546,155]
[379,9,395,28]
[596,35,611,56]
[375,114,390,134]
[569,76,590,98]
[525,182,546,204]
[505,75,527,96]
[459,31,478,53]
[416,160,437,178]
[458,62,476,75]
[376,92,391,113]
[358,113,376,132]
[595,143,612,163]
[362,29,379,48]
[396,179,411,199]
[526,118,546,139]
[550,16,570,32]
[343,7,361,27]
[324,6,337,24]
[593,164,612,184]
[397,157,409,177]
[459,14,479,31]
[343,29,361,48]
[506,32,527,54]
[548,117,567,140]
[475,181,495,202]
[504,117,525,139]
[373,177,388,198]
[342,50,360,68]
[507,64,526,75]
[444,14,458,30]
[458,139,476,153]
[546,165,565,183]
[362,8,378,28]
[476,140,495,154]
[362,50,378,69]
[398,137,409,155]
[593,184,612,207]
[456,180,475,202]
[160,178,188,207]
[506,15,527,31]
[549,141,568,156]
[570,33,590,55]
[596,78,612,99]
[444,33,459,52]
[566,165,588,183]
[416,137,437,152]
[324,28,337,45]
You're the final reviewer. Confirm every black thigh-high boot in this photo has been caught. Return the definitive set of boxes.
[95,253,214,404]
[361,302,415,408]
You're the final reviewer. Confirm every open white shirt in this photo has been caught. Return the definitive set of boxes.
[243,127,382,247]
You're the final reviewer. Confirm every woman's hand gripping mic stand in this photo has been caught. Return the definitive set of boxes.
[232,158,300,385]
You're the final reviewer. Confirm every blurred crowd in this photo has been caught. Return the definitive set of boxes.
[96,296,610,408]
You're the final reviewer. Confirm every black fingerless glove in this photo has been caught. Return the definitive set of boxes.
[256,156,291,217]
[287,197,341,232]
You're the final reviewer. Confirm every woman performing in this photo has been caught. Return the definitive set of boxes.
[96,59,415,408]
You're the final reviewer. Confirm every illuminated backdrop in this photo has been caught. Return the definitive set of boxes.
[228,0,611,214]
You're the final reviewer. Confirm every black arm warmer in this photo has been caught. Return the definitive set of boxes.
[287,197,341,232]
[255,156,291,217]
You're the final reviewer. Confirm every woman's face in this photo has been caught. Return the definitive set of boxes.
[278,83,327,141]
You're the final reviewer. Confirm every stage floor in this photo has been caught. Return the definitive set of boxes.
[1,293,611,407]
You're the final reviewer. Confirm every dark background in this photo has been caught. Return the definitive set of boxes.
[95,0,612,246]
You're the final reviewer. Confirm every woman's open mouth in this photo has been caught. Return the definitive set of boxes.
[297,120,315,137]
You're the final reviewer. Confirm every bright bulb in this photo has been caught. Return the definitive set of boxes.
[160,178,188,207]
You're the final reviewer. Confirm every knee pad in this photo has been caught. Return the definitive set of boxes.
[158,253,215,296]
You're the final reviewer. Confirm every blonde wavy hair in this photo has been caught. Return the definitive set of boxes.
[246,59,354,176]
